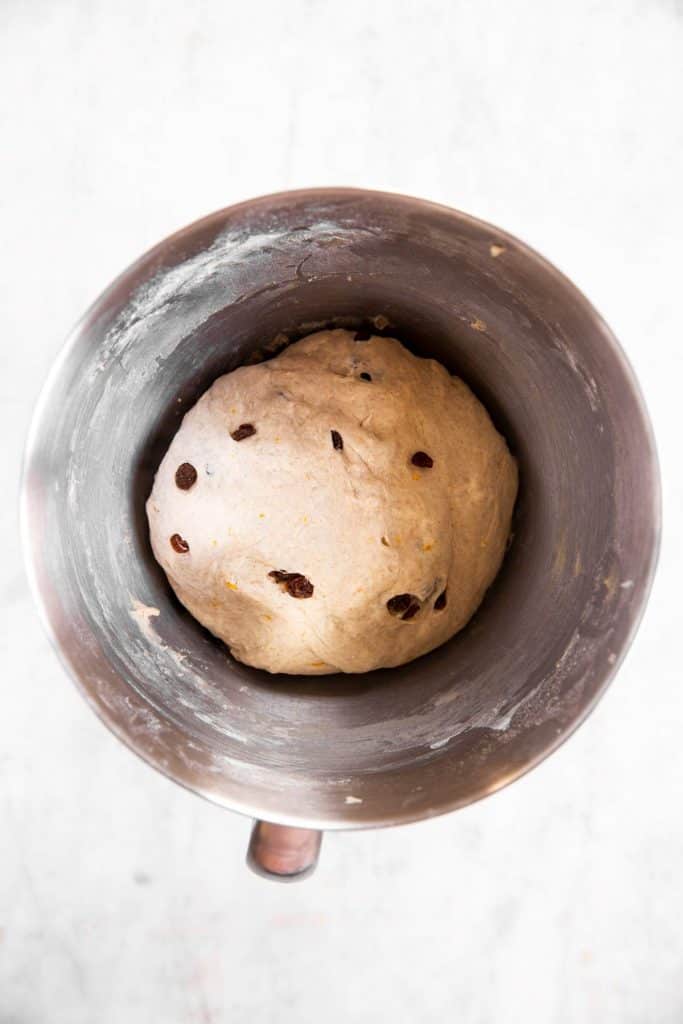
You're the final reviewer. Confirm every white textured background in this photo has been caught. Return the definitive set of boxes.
[2,2,682,1021]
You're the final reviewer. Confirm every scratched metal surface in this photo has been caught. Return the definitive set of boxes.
[22,189,658,827]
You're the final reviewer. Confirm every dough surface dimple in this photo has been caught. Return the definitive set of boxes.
[146,329,518,674]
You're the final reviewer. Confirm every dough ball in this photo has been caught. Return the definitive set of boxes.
[147,329,517,674]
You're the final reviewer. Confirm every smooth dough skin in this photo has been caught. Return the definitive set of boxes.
[147,330,518,674]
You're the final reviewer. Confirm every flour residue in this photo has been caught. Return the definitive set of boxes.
[130,599,161,641]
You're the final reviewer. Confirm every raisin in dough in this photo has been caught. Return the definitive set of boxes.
[147,329,518,674]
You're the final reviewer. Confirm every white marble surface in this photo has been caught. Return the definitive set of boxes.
[2,2,682,1021]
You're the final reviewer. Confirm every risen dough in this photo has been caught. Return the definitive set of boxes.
[147,329,517,674]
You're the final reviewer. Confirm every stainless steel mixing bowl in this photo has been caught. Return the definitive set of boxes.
[21,189,660,879]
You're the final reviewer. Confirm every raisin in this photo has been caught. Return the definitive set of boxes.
[387,593,421,619]
[411,451,434,468]
[175,462,197,490]
[354,328,372,341]
[359,372,372,381]
[401,599,421,620]
[269,570,298,583]
[170,533,189,553]
[268,570,314,599]
[231,423,256,441]
[387,594,412,615]
[331,430,344,451]
[286,575,314,598]
[434,589,447,611]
